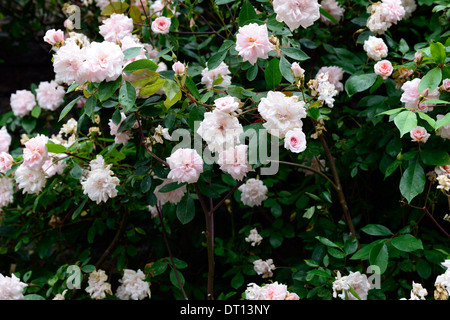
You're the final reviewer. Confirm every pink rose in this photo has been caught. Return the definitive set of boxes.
[43,29,65,46]
[291,62,305,78]
[410,126,430,143]
[154,178,187,205]
[172,61,185,75]
[151,17,171,34]
[443,78,450,92]
[374,60,393,79]
[166,148,204,184]
[260,282,288,300]
[284,128,307,153]
[213,96,240,113]
[285,292,300,300]
[23,134,49,170]
[235,23,274,65]
[0,152,13,173]
[0,126,11,153]
[10,90,36,117]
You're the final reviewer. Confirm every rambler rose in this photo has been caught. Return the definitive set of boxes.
[172,61,185,75]
[0,152,13,173]
[213,96,240,114]
[166,148,204,184]
[363,36,388,61]
[0,126,11,153]
[410,126,430,143]
[374,59,393,79]
[43,29,65,46]
[291,62,305,78]
[10,90,36,117]
[151,17,171,34]
[217,144,252,181]
[272,0,321,31]
[320,0,345,25]
[154,178,187,205]
[35,80,66,111]
[99,13,134,42]
[284,128,307,153]
[23,134,49,170]
[235,23,274,65]
[400,78,440,112]
[443,79,450,92]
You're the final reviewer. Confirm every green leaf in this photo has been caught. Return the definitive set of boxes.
[307,269,334,280]
[264,58,282,90]
[31,105,41,118]
[436,113,450,130]
[344,237,358,255]
[176,192,195,224]
[315,236,340,248]
[83,95,97,117]
[119,81,136,111]
[319,7,339,24]
[81,264,96,273]
[117,113,136,133]
[369,243,389,274]
[123,59,159,74]
[418,67,442,93]
[399,160,425,203]
[279,55,294,83]
[398,38,409,54]
[158,181,187,193]
[345,73,378,97]
[21,117,37,134]
[231,272,244,289]
[98,76,122,102]
[238,0,258,27]
[184,76,201,100]
[347,286,362,300]
[394,110,417,137]
[24,294,46,300]
[420,150,450,166]
[378,107,404,116]
[139,78,165,97]
[59,96,82,121]
[169,269,185,289]
[246,64,258,81]
[391,234,423,252]
[430,41,446,64]
[207,50,228,71]
[280,47,310,61]
[72,197,88,220]
[140,175,152,193]
[417,111,436,129]
[123,47,143,60]
[163,79,180,101]
[361,224,393,236]
[46,143,67,154]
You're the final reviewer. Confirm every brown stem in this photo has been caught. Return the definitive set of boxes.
[318,132,359,247]
[401,200,450,238]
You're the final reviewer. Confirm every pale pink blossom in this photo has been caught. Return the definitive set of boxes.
[213,96,240,114]
[0,152,13,174]
[332,271,371,300]
[259,282,288,300]
[316,66,344,92]
[43,153,67,177]
[108,112,133,145]
[400,78,440,112]
[235,23,274,65]
[43,29,65,46]
[151,17,171,34]
[401,0,417,19]
[154,178,187,205]
[53,40,85,85]
[166,148,204,184]
[374,60,393,79]
[35,80,66,111]
[10,90,36,117]
[442,79,450,92]
[253,259,275,278]
[291,62,305,78]
[0,127,11,153]
[363,36,388,61]
[437,114,450,140]
[435,165,450,176]
[273,0,321,31]
[284,128,307,153]
[380,0,405,24]
[218,145,252,181]
[172,61,185,75]
[0,177,14,208]
[197,109,244,153]
[201,62,232,88]
[99,13,134,43]
[258,91,307,138]
[410,126,430,143]
[285,292,300,300]
[78,41,124,84]
[23,134,49,170]
[14,164,46,195]
[238,178,268,207]
[64,19,74,31]
[95,0,111,10]
[320,0,345,25]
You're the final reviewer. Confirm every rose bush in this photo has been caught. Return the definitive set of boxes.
[0,0,449,301]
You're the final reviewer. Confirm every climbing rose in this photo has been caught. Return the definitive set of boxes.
[154,178,187,205]
[151,17,171,34]
[0,126,11,153]
[363,36,388,61]
[0,177,14,208]
[0,152,13,173]
[10,90,36,117]
[400,78,440,112]
[23,134,49,170]
[272,0,321,31]
[14,164,46,195]
[410,126,430,143]
[213,96,240,114]
[217,144,252,181]
[43,29,65,46]
[235,23,274,65]
[166,148,204,184]
[284,128,307,153]
[35,80,66,111]
[0,273,28,300]
[238,178,268,207]
[115,269,150,300]
[201,62,232,89]
[374,60,393,79]
[320,0,345,25]
[99,13,134,43]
